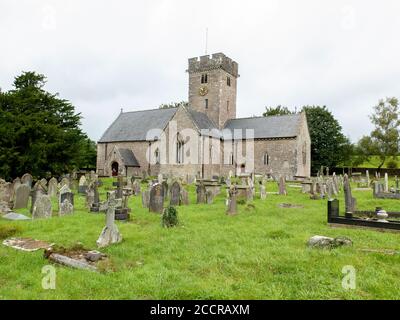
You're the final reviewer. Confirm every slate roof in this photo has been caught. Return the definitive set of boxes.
[118,148,140,167]
[99,106,302,142]
[98,108,178,142]
[223,114,301,139]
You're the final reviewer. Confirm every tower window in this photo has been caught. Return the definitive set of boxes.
[263,153,269,165]
[205,99,208,109]
[227,100,229,112]
[227,76,231,86]
[201,74,208,84]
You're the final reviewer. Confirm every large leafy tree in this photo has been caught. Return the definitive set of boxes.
[357,97,400,168]
[0,71,96,180]
[301,106,351,174]
[159,101,188,109]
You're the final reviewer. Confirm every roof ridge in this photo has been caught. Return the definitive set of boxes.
[228,113,300,122]
[121,106,178,114]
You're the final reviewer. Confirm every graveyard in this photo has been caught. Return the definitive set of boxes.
[1,174,400,300]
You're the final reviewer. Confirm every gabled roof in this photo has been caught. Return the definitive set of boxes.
[185,108,221,138]
[118,148,140,167]
[98,108,178,142]
[223,114,301,139]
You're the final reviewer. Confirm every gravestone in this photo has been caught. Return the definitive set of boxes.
[170,181,181,206]
[260,184,266,200]
[0,181,12,203]
[226,186,237,215]
[366,170,370,186]
[86,183,95,209]
[89,183,101,212]
[384,173,389,193]
[78,175,88,194]
[21,173,33,188]
[142,190,150,208]
[97,191,122,248]
[278,176,287,195]
[196,183,206,204]
[59,199,74,216]
[343,174,356,215]
[116,175,124,198]
[206,190,214,204]
[59,185,74,213]
[31,181,47,213]
[181,188,189,205]
[162,181,169,199]
[132,180,141,196]
[59,177,70,189]
[149,183,164,214]
[326,179,333,200]
[32,195,52,219]
[48,177,58,197]
[13,184,30,209]
[158,173,163,185]
[226,176,231,187]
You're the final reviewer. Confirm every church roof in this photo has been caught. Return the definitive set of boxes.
[186,108,221,138]
[223,114,302,139]
[118,148,140,167]
[98,108,178,142]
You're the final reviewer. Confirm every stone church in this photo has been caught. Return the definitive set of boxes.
[96,53,311,179]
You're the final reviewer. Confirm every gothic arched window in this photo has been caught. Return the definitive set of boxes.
[155,148,160,164]
[176,136,184,164]
[263,152,269,165]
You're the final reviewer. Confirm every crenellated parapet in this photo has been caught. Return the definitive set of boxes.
[188,52,239,77]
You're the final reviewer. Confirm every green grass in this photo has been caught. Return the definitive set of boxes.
[0,178,400,300]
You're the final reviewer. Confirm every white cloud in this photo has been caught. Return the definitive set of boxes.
[1,0,399,142]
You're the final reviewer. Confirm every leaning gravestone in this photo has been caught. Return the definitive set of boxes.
[149,183,164,214]
[31,181,47,213]
[13,184,31,209]
[170,181,181,206]
[59,177,70,188]
[21,173,33,188]
[32,195,52,219]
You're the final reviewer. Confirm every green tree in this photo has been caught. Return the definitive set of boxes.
[357,97,400,168]
[263,105,294,117]
[0,71,96,180]
[301,105,351,174]
[159,101,188,109]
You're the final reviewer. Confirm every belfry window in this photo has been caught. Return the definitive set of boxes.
[201,74,208,84]
[205,99,208,109]
[227,76,231,86]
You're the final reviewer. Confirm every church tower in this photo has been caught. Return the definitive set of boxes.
[187,53,239,129]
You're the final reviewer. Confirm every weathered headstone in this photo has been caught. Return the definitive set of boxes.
[226,186,237,215]
[278,176,287,195]
[343,174,356,215]
[59,177,70,189]
[132,179,141,196]
[47,177,58,197]
[30,181,47,213]
[384,173,389,193]
[196,182,206,204]
[21,173,33,188]
[170,181,181,206]
[158,173,163,185]
[97,191,122,248]
[78,175,88,194]
[260,184,266,200]
[206,190,214,204]
[142,190,150,208]
[13,184,30,209]
[86,183,95,209]
[149,183,164,214]
[366,170,370,186]
[181,188,189,205]
[32,195,52,219]
[59,185,74,215]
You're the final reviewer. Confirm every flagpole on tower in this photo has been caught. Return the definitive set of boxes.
[205,27,208,55]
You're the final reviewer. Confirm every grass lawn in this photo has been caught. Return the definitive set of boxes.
[0,177,400,300]
[355,156,400,169]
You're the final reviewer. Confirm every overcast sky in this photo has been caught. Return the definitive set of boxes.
[1,0,400,142]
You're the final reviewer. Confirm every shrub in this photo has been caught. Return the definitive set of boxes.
[386,159,398,169]
[162,206,179,228]
[0,225,21,240]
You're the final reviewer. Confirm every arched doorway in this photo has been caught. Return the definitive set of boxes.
[111,162,119,176]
